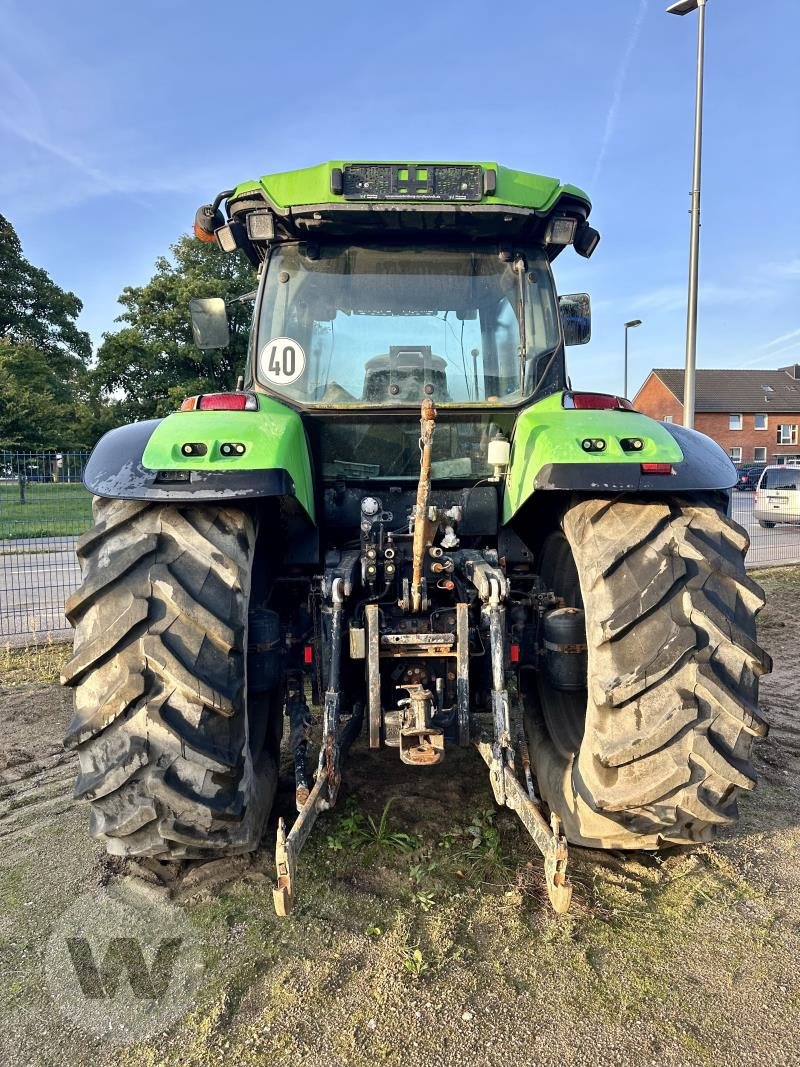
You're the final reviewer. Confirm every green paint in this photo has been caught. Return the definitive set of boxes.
[502,392,684,521]
[231,162,590,214]
[141,395,315,520]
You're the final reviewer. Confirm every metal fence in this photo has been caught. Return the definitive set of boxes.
[0,451,90,643]
[1,451,800,644]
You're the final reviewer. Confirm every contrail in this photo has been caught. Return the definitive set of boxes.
[762,327,800,350]
[591,0,649,186]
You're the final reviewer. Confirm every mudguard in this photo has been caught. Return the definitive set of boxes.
[83,395,315,520]
[502,392,735,521]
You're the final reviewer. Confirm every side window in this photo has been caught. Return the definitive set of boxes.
[495,298,521,386]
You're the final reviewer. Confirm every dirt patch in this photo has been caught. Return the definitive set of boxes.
[1,575,798,1066]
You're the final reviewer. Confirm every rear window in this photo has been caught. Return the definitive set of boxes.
[761,468,800,490]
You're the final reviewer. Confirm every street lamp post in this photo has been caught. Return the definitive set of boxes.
[624,319,642,398]
[668,0,708,430]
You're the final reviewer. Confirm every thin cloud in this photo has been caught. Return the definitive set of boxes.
[762,327,800,350]
[630,281,755,314]
[0,57,218,213]
[592,0,649,186]
[761,258,800,279]
[737,340,800,368]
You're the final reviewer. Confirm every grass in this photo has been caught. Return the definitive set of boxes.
[107,795,791,1067]
[326,797,421,859]
[0,480,92,539]
[0,638,71,685]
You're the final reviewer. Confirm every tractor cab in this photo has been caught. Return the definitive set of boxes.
[191,166,597,483]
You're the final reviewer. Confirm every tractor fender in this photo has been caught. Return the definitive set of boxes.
[83,399,315,521]
[502,393,735,521]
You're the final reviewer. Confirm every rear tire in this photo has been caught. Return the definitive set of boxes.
[525,496,771,849]
[61,498,279,860]
[758,520,775,528]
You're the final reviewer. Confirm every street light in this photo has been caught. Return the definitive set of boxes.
[668,0,708,430]
[624,319,642,398]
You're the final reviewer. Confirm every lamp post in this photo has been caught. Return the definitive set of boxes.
[624,319,642,398]
[667,0,708,430]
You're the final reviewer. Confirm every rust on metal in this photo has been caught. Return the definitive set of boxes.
[365,604,381,748]
[456,601,470,746]
[381,632,455,646]
[397,682,444,766]
[474,737,572,913]
[544,640,587,654]
[410,398,437,613]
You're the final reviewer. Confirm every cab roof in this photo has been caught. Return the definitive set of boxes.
[214,162,597,262]
[230,161,590,215]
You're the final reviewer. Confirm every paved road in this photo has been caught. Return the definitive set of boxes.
[1,497,798,641]
[0,538,79,644]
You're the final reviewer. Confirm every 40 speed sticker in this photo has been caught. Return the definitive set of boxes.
[259,337,306,386]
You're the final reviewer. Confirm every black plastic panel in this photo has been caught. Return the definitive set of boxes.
[342,164,483,202]
[83,419,298,502]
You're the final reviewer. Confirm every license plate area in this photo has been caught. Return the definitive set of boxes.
[342,163,483,202]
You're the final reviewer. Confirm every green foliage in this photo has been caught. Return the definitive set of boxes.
[437,808,511,885]
[0,215,92,449]
[410,888,437,912]
[92,237,256,421]
[326,797,420,860]
[400,946,430,979]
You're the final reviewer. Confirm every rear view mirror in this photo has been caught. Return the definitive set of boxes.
[189,297,230,350]
[559,293,591,346]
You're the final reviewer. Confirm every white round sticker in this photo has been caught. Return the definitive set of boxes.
[259,337,306,386]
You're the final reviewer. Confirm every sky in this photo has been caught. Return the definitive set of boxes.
[2,0,799,397]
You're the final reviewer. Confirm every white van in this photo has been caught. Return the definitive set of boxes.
[754,465,800,527]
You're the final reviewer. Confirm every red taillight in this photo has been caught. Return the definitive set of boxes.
[303,645,313,665]
[510,643,520,664]
[641,463,674,475]
[180,392,258,412]
[199,392,253,411]
[563,392,634,411]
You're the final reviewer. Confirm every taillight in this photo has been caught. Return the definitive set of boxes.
[563,392,634,411]
[641,463,674,475]
[180,392,258,412]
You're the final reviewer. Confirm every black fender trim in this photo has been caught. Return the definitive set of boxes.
[84,419,297,502]
[534,424,736,494]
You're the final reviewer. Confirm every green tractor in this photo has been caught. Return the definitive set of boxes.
[62,162,771,913]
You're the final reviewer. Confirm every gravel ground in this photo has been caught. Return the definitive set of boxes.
[0,568,798,1067]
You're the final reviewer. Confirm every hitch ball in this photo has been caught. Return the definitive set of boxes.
[543,607,587,692]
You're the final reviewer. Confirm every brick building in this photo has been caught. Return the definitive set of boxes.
[633,365,800,466]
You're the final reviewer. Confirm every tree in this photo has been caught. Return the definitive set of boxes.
[0,214,92,450]
[93,236,255,420]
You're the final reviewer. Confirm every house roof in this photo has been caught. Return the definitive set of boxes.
[645,366,800,413]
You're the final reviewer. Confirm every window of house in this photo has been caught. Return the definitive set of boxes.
[777,424,799,445]
[662,415,673,423]
[754,446,767,462]
[754,413,768,430]
[729,414,743,430]
[729,446,742,463]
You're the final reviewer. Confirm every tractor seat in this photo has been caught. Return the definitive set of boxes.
[363,346,449,403]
